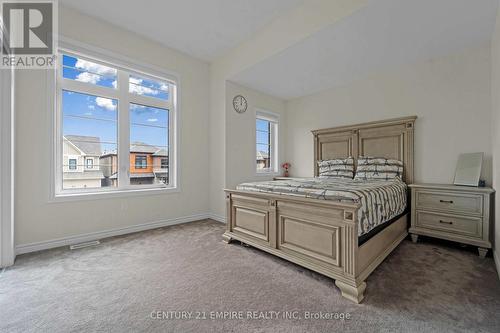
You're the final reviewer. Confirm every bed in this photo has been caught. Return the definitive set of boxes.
[223,116,416,303]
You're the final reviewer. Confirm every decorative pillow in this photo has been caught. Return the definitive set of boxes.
[355,156,404,180]
[318,157,354,179]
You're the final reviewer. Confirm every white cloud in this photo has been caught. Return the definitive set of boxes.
[160,83,169,92]
[75,72,100,84]
[129,77,143,85]
[130,84,159,95]
[129,77,159,96]
[88,105,95,110]
[75,59,116,76]
[95,97,117,111]
[147,118,158,122]
[130,84,159,96]
[74,59,116,85]
[130,104,145,111]
[130,104,149,115]
[84,112,93,116]
[112,80,117,89]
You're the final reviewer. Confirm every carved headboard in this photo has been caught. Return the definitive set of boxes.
[312,116,416,184]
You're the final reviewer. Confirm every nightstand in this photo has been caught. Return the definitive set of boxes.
[409,184,494,258]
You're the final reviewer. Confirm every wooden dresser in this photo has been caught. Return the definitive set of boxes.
[409,184,495,257]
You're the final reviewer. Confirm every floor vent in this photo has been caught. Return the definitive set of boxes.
[69,240,100,250]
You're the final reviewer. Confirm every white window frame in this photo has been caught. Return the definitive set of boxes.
[86,158,93,169]
[135,155,147,169]
[68,157,78,171]
[255,109,279,175]
[51,40,179,201]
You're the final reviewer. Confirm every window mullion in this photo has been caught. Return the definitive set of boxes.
[117,70,130,189]
[272,122,278,172]
[60,79,120,100]
[128,93,171,110]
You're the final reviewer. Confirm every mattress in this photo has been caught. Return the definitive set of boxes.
[236,177,407,237]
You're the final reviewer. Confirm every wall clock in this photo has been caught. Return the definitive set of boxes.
[233,95,248,114]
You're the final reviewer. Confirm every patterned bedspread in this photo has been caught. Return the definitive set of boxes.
[236,177,407,237]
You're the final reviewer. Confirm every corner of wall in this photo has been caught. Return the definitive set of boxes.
[208,68,227,219]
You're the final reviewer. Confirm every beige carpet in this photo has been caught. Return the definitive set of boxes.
[1,219,499,333]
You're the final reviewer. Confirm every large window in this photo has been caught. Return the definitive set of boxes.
[56,48,177,196]
[256,110,278,173]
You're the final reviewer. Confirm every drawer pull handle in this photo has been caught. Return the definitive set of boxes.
[439,220,453,225]
[439,200,454,204]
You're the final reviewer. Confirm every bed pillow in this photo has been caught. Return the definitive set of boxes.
[355,156,404,180]
[318,157,354,179]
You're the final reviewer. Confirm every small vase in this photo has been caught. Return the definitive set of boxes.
[283,170,289,177]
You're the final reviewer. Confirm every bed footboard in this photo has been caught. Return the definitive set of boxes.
[223,190,369,300]
[223,189,408,304]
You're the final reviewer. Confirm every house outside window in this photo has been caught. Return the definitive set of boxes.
[256,110,279,174]
[161,158,168,169]
[63,137,103,188]
[54,44,177,198]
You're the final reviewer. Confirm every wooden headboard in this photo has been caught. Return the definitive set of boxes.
[312,116,416,184]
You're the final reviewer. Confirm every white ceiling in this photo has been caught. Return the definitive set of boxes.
[60,0,303,62]
[231,0,499,100]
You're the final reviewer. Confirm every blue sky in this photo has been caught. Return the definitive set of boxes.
[62,54,269,156]
[62,55,169,155]
[256,119,270,154]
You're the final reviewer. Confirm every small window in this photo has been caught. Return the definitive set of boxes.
[256,110,278,173]
[86,158,93,169]
[68,159,77,170]
[135,155,147,169]
[161,158,168,169]
[62,54,117,89]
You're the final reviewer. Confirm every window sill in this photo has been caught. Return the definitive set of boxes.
[50,186,179,203]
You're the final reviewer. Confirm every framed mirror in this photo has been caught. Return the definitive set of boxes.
[453,152,483,187]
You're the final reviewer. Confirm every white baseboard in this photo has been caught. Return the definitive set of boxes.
[206,213,226,223]
[494,250,500,281]
[15,213,212,255]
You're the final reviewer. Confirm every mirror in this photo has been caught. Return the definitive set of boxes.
[453,152,483,187]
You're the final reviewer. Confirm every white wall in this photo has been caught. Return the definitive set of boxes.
[285,46,492,186]
[208,68,227,220]
[491,2,500,274]
[14,6,210,246]
[225,81,286,190]
[208,0,369,219]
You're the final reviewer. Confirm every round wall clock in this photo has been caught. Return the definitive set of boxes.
[233,95,248,114]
